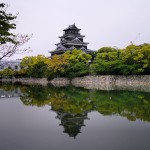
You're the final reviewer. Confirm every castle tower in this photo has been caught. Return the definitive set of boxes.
[50,24,92,56]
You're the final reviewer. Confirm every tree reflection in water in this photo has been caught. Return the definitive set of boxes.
[0,83,150,137]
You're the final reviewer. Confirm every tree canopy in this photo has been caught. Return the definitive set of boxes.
[20,55,49,78]
[0,3,31,60]
[1,45,149,79]
[0,3,17,44]
[91,44,150,75]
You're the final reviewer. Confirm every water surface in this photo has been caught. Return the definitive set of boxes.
[0,84,150,150]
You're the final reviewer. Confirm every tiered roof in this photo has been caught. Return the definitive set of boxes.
[63,24,81,31]
[50,24,93,56]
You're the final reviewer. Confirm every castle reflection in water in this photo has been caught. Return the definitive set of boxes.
[1,84,150,138]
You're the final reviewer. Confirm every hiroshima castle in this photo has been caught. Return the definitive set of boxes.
[50,24,93,56]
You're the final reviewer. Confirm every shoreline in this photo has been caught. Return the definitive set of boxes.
[0,75,150,92]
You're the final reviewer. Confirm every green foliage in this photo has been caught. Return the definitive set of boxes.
[65,49,92,63]
[91,47,122,75]
[64,49,92,78]
[16,44,150,78]
[47,53,69,79]
[1,68,14,78]
[91,44,150,75]
[0,3,31,60]
[65,62,89,78]
[97,47,117,53]
[121,44,150,74]
[20,55,49,78]
[46,49,92,79]
[30,61,48,78]
[0,3,17,44]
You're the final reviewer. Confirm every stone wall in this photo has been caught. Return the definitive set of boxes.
[71,76,115,90]
[1,75,150,92]
[71,75,150,92]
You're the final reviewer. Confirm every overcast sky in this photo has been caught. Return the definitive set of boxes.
[3,0,150,59]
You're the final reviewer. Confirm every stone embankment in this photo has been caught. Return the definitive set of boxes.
[71,75,150,92]
[1,75,150,92]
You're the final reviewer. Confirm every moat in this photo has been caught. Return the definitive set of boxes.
[0,83,150,150]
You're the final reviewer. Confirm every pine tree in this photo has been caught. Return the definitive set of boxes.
[0,3,31,60]
[0,3,17,44]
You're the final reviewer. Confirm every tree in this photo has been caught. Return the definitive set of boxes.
[2,68,14,78]
[47,53,69,78]
[91,44,150,75]
[20,55,49,78]
[65,49,92,63]
[30,61,48,78]
[90,47,123,75]
[0,3,16,44]
[65,62,89,78]
[120,44,150,74]
[64,49,92,77]
[0,3,31,60]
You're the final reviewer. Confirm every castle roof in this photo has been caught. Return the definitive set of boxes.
[63,23,81,31]
[50,24,93,56]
